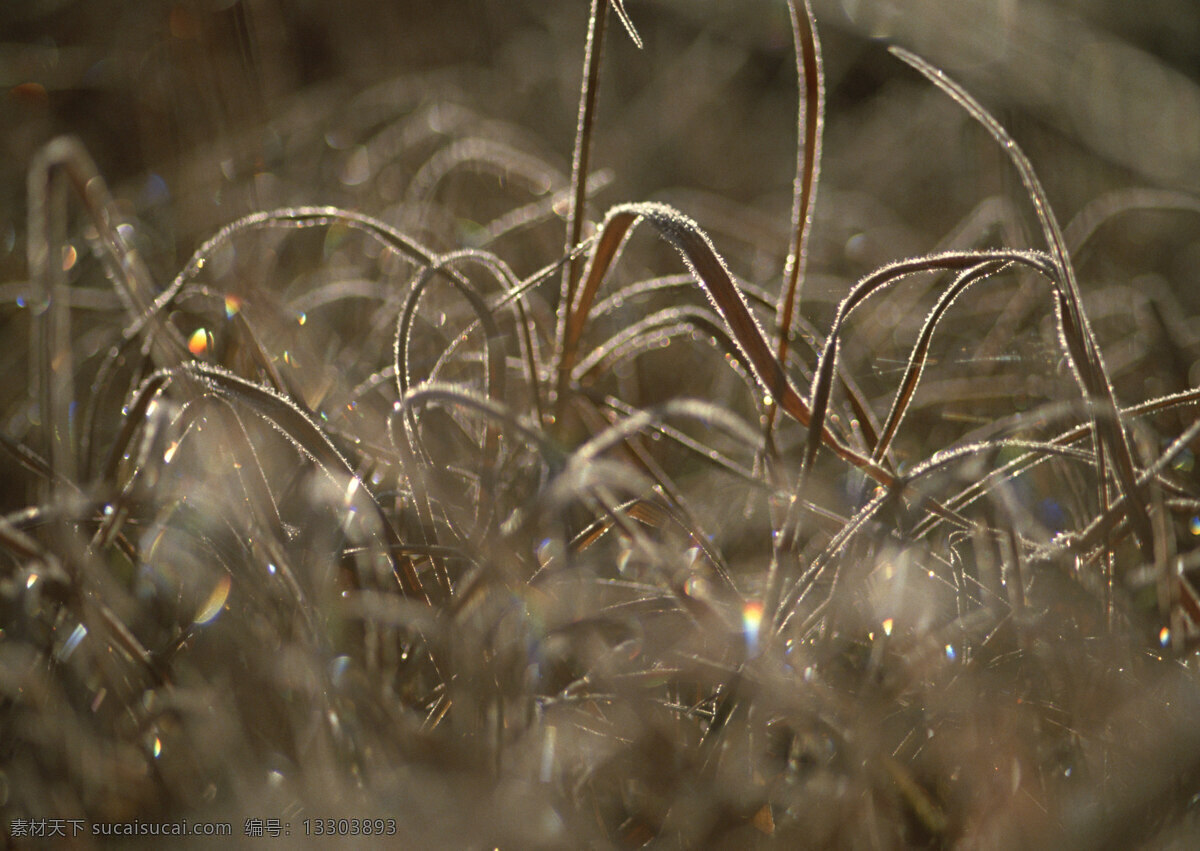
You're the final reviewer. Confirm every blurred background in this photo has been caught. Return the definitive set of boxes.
[3,0,1198,280]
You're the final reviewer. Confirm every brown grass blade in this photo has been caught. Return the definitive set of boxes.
[890,46,1155,560]
[872,261,1009,463]
[774,0,824,369]
[557,0,613,393]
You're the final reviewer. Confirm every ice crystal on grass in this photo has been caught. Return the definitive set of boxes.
[4,1,1200,847]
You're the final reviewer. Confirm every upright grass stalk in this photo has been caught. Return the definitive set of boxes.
[759,0,824,637]
[554,0,641,428]
[772,0,824,405]
[554,0,612,426]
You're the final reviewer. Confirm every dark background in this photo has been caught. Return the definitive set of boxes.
[3,0,1200,298]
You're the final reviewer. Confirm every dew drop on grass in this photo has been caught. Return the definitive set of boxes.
[945,644,956,661]
[882,617,894,637]
[1160,627,1171,647]
[1190,516,1200,536]
[153,737,162,759]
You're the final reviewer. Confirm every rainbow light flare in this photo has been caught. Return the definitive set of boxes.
[742,600,764,652]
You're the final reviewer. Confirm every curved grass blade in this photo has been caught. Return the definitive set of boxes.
[610,0,643,49]
[890,46,1155,561]
[559,202,899,488]
[800,248,1055,484]
[911,387,1200,542]
[781,437,1096,625]
[165,361,428,601]
[393,256,511,539]
[573,305,737,383]
[1063,188,1200,255]
[872,260,1009,463]
[397,381,557,465]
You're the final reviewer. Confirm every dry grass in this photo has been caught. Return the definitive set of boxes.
[3,1,1200,847]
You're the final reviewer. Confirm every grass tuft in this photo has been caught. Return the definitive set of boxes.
[4,2,1200,847]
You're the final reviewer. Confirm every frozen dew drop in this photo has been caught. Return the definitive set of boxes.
[1160,626,1171,648]
[882,617,894,637]
[224,294,242,318]
[945,643,956,661]
[1190,516,1200,536]
[153,737,162,758]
